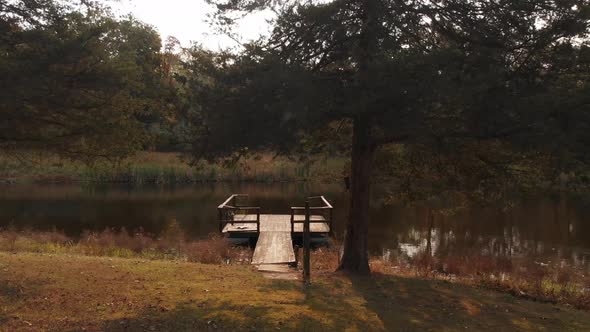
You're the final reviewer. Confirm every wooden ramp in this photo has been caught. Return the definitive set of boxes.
[257,264,300,280]
[251,216,295,265]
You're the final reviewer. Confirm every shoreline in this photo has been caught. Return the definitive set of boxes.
[1,229,588,312]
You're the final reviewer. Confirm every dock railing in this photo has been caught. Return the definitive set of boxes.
[218,194,261,233]
[290,196,333,235]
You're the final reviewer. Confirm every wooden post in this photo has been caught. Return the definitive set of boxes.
[329,208,334,236]
[257,209,261,233]
[218,208,223,233]
[290,209,294,234]
[303,200,311,285]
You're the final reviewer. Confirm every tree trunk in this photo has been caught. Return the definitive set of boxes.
[338,116,374,274]
[338,0,378,274]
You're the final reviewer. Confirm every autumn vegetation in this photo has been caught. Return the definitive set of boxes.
[0,151,346,184]
[1,227,589,313]
[3,0,590,330]
[0,224,251,264]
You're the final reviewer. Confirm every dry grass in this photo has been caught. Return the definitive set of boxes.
[0,151,345,184]
[0,225,251,265]
[183,237,252,264]
[3,227,588,312]
[1,252,590,331]
[374,250,590,311]
[310,243,341,272]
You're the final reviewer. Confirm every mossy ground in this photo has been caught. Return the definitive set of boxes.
[1,252,589,331]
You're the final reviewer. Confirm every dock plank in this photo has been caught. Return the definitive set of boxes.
[221,213,329,265]
[292,223,330,233]
[252,231,295,264]
[222,214,330,234]
[259,215,290,232]
[222,223,258,233]
[257,264,294,273]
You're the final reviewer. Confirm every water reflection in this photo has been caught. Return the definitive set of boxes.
[384,198,590,272]
[0,183,345,239]
[0,183,588,271]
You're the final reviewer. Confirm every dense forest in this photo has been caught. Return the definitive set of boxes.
[2,0,590,273]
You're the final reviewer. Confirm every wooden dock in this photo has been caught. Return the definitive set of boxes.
[218,195,333,270]
[222,214,330,234]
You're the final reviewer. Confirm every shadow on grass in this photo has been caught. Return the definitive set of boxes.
[0,283,24,300]
[0,279,45,326]
[78,301,276,332]
[94,281,357,331]
[55,272,589,332]
[86,279,368,332]
[348,272,586,331]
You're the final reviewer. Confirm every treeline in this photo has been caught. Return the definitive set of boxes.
[0,0,188,162]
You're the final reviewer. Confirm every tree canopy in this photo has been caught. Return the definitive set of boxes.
[191,0,590,273]
[0,0,172,162]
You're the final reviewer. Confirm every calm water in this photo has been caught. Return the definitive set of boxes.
[0,183,589,271]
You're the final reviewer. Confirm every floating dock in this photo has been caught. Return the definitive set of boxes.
[218,195,332,268]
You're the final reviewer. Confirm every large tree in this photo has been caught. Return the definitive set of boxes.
[188,0,590,273]
[0,0,171,161]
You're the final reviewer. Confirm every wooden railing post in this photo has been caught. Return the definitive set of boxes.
[290,208,294,234]
[329,207,333,235]
[303,199,311,285]
[257,208,261,233]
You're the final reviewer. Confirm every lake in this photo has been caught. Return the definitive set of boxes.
[0,183,589,272]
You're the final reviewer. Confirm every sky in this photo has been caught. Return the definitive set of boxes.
[110,0,273,50]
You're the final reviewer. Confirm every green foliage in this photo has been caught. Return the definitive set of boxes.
[198,0,590,194]
[0,1,173,162]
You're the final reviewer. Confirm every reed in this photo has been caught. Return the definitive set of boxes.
[0,225,251,265]
[1,151,346,184]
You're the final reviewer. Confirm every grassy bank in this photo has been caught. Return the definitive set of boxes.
[1,252,590,332]
[0,151,345,184]
[0,227,251,264]
[2,229,589,312]
[313,247,590,312]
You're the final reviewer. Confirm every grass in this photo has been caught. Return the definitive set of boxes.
[3,228,589,312]
[304,244,590,311]
[0,151,346,184]
[1,252,590,331]
[393,251,590,311]
[0,226,252,264]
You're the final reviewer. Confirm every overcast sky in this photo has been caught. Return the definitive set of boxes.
[110,0,273,50]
